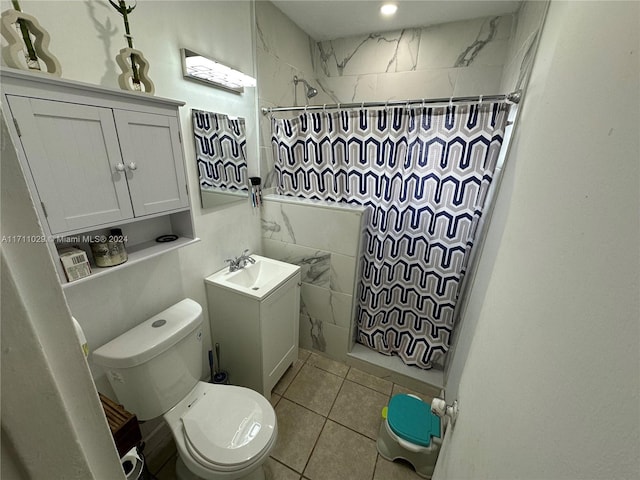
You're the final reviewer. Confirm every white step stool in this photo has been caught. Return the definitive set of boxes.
[377,393,442,478]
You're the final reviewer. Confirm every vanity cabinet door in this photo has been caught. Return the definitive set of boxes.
[113,110,189,216]
[7,96,134,234]
[260,275,300,394]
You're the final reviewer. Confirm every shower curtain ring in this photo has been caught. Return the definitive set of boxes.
[449,97,454,110]
[323,103,326,112]
[479,95,484,105]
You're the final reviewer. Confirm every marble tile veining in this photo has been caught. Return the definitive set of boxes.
[317,29,421,77]
[300,283,352,329]
[454,16,502,67]
[261,201,363,256]
[263,239,331,287]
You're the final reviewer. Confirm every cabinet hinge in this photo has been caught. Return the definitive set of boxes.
[185,183,189,195]
[40,202,48,218]
[178,131,182,143]
[12,117,21,137]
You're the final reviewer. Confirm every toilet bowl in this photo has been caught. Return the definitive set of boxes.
[93,299,277,480]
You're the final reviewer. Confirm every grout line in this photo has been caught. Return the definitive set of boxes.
[298,366,348,478]
[274,354,422,479]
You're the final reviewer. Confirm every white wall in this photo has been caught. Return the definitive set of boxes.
[434,1,640,478]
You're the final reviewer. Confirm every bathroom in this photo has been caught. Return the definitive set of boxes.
[1,1,638,480]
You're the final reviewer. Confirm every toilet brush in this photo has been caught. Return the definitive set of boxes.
[208,349,214,383]
[213,343,229,384]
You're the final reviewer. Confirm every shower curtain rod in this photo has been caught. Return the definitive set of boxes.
[261,90,521,115]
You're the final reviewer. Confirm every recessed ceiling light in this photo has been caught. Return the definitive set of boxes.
[380,3,398,16]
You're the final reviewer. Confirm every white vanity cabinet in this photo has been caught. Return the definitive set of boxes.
[205,264,301,399]
[1,68,196,285]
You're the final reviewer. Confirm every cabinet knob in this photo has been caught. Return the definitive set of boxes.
[115,163,126,172]
[127,162,138,171]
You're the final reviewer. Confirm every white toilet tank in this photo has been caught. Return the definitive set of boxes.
[93,298,204,420]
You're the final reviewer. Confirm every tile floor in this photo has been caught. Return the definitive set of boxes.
[150,349,440,480]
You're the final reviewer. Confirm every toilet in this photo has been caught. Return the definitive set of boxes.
[377,394,442,479]
[93,298,277,480]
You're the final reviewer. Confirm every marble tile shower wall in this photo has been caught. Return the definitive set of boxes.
[313,14,513,104]
[261,198,367,361]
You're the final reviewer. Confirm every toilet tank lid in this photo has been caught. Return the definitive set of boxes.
[92,298,203,369]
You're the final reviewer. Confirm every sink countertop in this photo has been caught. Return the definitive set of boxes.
[205,254,300,300]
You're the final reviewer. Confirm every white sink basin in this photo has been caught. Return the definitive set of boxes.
[205,254,300,299]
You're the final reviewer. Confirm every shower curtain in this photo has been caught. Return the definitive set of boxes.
[193,110,247,190]
[271,103,509,368]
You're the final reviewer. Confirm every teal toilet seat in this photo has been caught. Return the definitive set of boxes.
[387,394,441,447]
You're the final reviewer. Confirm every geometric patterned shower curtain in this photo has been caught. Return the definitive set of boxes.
[192,109,247,191]
[272,103,509,369]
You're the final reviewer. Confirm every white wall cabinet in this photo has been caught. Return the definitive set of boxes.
[1,68,197,286]
[205,273,301,399]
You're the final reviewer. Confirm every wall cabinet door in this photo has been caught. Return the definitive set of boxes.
[114,110,189,216]
[8,97,189,235]
[7,96,134,234]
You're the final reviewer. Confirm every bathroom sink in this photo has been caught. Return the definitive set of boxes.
[205,255,300,299]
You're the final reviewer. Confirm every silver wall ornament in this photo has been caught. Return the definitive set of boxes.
[109,0,155,95]
[0,0,61,76]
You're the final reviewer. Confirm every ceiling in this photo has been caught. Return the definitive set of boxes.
[270,0,522,41]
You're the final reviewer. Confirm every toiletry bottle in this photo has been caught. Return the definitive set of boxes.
[109,228,128,265]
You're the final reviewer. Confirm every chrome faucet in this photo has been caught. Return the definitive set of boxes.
[225,249,256,272]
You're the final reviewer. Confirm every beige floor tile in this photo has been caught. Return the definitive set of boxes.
[306,352,350,377]
[284,364,344,416]
[391,384,437,404]
[347,368,393,395]
[329,380,389,439]
[304,420,377,480]
[145,439,177,475]
[153,454,177,480]
[273,358,305,395]
[270,392,282,408]
[298,348,312,362]
[264,457,302,480]
[373,455,424,480]
[271,398,326,473]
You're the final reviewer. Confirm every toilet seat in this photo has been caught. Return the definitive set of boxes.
[377,394,442,478]
[386,394,440,448]
[168,382,276,474]
[181,388,275,468]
